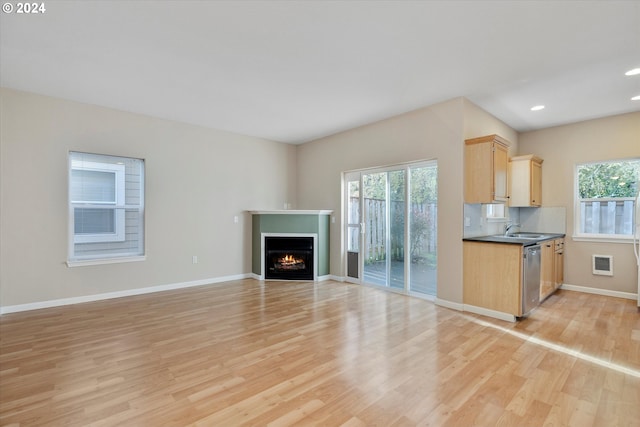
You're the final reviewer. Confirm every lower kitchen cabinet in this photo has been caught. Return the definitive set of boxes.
[464,236,566,319]
[554,238,564,288]
[540,238,565,301]
[540,241,555,300]
[463,241,523,316]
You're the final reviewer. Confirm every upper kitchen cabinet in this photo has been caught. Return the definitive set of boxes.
[464,134,511,204]
[509,155,543,207]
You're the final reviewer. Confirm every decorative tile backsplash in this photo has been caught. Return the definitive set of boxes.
[463,204,566,238]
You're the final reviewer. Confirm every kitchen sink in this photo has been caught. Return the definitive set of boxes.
[490,233,549,240]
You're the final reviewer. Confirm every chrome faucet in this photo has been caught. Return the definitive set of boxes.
[504,222,521,236]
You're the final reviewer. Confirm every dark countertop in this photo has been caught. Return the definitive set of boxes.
[463,233,566,246]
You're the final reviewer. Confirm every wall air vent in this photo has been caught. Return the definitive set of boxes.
[592,255,613,276]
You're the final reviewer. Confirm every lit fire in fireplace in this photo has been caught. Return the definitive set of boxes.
[275,254,306,271]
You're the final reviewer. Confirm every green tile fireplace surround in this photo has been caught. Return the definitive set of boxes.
[250,210,332,280]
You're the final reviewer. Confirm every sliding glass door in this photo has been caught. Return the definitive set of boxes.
[408,165,438,296]
[389,170,406,290]
[345,161,437,296]
[362,171,388,286]
[345,174,361,279]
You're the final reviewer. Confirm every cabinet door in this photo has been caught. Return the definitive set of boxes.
[493,143,509,202]
[464,142,492,203]
[540,242,555,300]
[554,239,564,288]
[508,159,528,206]
[465,135,511,204]
[531,161,542,206]
[509,156,543,207]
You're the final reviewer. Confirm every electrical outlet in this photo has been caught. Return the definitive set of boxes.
[233,215,239,223]
[192,256,198,264]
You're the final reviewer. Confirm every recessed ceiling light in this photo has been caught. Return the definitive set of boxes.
[632,95,640,101]
[625,68,640,76]
[530,105,545,111]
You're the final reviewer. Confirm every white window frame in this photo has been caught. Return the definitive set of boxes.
[573,159,638,243]
[70,160,126,243]
[485,203,506,220]
[68,152,145,267]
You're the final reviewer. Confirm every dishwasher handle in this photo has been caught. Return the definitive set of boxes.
[524,245,540,258]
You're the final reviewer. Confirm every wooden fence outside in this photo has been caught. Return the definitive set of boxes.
[350,197,437,263]
[579,198,635,235]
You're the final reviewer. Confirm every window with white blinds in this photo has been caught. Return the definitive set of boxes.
[68,152,145,265]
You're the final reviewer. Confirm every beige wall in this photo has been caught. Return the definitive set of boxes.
[296,97,517,304]
[519,112,640,294]
[0,88,297,307]
[8,85,628,309]
[463,99,519,153]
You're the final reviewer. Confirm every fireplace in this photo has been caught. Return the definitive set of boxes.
[264,234,315,280]
[251,210,331,281]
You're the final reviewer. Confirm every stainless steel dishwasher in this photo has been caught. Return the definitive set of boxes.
[522,244,541,316]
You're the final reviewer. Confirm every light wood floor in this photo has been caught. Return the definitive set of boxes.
[1,280,639,426]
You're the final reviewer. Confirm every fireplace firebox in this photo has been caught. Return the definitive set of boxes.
[264,235,314,280]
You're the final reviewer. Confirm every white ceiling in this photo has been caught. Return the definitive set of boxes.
[1,1,639,144]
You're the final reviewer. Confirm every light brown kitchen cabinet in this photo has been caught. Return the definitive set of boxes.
[540,241,555,300]
[464,135,511,204]
[463,241,523,316]
[509,155,543,207]
[540,238,565,301]
[554,238,564,288]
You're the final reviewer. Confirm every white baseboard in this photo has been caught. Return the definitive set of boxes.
[251,274,342,283]
[436,299,517,322]
[462,304,517,323]
[0,273,253,315]
[322,275,344,282]
[247,273,344,282]
[560,283,637,300]
[434,298,463,312]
